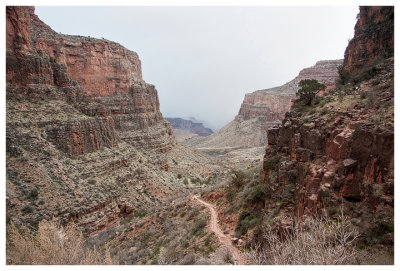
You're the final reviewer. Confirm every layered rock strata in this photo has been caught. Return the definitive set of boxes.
[188,60,342,149]
[239,60,343,122]
[262,6,394,247]
[6,6,187,234]
[166,118,213,137]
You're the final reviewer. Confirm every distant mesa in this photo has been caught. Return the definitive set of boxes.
[166,118,213,140]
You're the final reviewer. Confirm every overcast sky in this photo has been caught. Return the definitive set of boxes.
[35,6,359,130]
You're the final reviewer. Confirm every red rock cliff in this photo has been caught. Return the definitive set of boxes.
[262,6,394,247]
[343,6,394,73]
[6,6,177,234]
[6,6,174,156]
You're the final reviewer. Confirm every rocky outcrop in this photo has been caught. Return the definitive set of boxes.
[343,6,394,73]
[262,6,394,248]
[6,7,32,54]
[6,6,181,234]
[166,118,213,137]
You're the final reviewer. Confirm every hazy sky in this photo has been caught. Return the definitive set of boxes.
[35,6,359,130]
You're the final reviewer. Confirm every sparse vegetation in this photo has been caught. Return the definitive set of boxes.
[7,220,115,264]
[245,213,361,265]
[134,209,147,218]
[28,189,38,200]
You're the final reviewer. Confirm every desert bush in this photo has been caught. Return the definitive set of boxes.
[134,208,147,218]
[191,217,207,236]
[231,170,246,188]
[336,65,351,85]
[264,155,280,172]
[245,213,360,265]
[6,220,115,264]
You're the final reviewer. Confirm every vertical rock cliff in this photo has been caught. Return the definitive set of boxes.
[263,6,394,249]
[6,6,180,234]
[343,6,394,73]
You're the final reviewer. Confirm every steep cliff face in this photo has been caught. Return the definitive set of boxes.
[188,60,342,149]
[262,6,394,248]
[238,60,342,122]
[6,7,32,54]
[6,6,183,234]
[166,118,213,137]
[343,6,394,73]
[7,7,174,156]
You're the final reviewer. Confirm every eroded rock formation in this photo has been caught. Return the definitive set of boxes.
[6,6,184,234]
[262,6,394,247]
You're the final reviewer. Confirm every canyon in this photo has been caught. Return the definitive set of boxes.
[166,117,213,142]
[6,6,216,237]
[6,5,394,265]
[186,59,342,150]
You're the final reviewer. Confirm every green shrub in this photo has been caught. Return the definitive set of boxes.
[226,188,236,202]
[21,206,33,214]
[236,210,261,235]
[134,209,147,218]
[264,155,280,172]
[247,184,268,205]
[177,174,182,179]
[296,79,326,106]
[231,170,246,188]
[29,189,38,200]
[191,217,207,235]
[337,65,351,85]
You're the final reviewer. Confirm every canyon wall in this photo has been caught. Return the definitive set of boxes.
[188,60,342,149]
[238,60,342,122]
[262,6,394,247]
[343,6,394,73]
[6,6,180,234]
[166,118,213,137]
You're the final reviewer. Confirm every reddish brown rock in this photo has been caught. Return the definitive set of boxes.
[6,6,178,235]
[343,6,394,73]
[6,7,32,54]
[262,6,394,247]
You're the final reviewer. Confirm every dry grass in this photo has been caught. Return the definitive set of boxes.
[7,220,115,265]
[245,213,361,265]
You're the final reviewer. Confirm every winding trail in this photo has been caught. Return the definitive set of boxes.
[192,195,247,265]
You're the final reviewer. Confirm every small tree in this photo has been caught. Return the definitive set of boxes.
[336,65,351,85]
[297,79,326,106]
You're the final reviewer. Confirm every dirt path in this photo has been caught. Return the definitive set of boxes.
[192,195,247,265]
